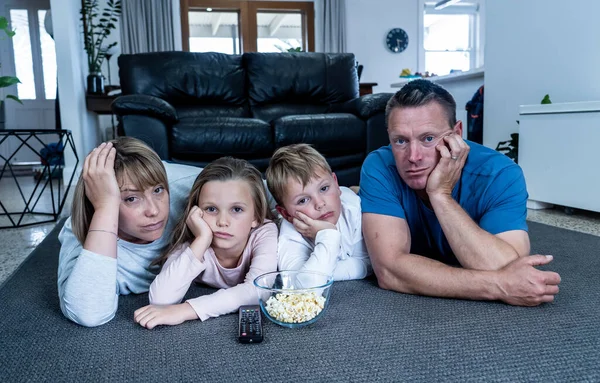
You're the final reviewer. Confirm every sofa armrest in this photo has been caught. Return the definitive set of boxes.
[328,93,394,120]
[111,94,178,125]
[118,115,171,160]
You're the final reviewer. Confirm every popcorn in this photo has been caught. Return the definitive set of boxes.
[264,292,327,323]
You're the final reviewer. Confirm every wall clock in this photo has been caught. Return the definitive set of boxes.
[386,28,409,53]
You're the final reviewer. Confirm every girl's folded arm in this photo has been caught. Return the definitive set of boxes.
[187,223,278,321]
[148,246,208,305]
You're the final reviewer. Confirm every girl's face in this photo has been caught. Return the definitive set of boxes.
[117,174,169,244]
[197,180,259,255]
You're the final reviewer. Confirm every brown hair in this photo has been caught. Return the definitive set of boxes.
[265,144,332,206]
[154,157,273,266]
[385,79,457,128]
[70,137,168,244]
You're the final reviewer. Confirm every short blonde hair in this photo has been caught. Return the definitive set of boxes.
[71,137,168,244]
[265,144,332,206]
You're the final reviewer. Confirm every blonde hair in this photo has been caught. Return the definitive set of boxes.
[154,157,273,266]
[71,137,168,244]
[265,144,332,206]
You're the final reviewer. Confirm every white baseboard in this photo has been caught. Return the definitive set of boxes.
[527,200,554,210]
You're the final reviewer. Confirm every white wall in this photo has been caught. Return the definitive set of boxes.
[50,0,100,179]
[484,0,600,148]
[345,0,419,93]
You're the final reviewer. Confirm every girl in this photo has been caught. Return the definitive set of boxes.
[58,137,201,327]
[134,157,278,329]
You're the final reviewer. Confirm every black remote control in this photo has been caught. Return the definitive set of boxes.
[238,305,263,343]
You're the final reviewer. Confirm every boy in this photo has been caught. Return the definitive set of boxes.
[265,144,371,280]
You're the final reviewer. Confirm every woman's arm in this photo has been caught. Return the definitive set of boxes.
[57,143,123,327]
[81,142,121,258]
[57,219,119,327]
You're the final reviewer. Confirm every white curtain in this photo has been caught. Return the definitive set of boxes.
[120,0,176,54]
[320,0,347,53]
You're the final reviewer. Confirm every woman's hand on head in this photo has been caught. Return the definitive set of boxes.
[82,142,121,211]
[134,303,198,329]
[187,206,213,251]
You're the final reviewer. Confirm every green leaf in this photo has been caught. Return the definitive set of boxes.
[0,17,8,29]
[6,94,22,104]
[541,94,552,104]
[0,76,20,87]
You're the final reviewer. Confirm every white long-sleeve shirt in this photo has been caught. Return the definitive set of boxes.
[57,162,202,327]
[277,187,372,281]
[148,221,278,321]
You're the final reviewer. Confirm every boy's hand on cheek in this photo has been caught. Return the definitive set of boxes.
[293,211,336,240]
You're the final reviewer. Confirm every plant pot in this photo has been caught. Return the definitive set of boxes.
[86,73,104,95]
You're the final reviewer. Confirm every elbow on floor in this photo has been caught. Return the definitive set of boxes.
[61,303,113,328]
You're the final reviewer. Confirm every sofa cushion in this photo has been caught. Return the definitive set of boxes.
[245,52,359,106]
[177,105,250,119]
[251,104,328,123]
[273,113,365,156]
[119,52,246,106]
[170,117,273,162]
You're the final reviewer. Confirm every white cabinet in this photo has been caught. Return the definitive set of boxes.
[518,101,600,212]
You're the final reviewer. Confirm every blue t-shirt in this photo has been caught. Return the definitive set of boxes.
[359,142,528,265]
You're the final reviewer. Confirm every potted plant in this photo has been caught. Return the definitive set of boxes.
[0,16,22,129]
[80,0,122,95]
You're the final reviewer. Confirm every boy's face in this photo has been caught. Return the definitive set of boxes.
[277,169,342,226]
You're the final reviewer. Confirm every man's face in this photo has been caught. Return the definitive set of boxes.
[277,169,342,226]
[387,102,462,191]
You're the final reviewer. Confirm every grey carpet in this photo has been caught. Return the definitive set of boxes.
[0,220,599,382]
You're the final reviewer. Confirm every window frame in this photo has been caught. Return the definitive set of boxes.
[180,0,314,53]
[418,1,481,74]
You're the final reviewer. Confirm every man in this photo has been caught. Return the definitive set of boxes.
[360,80,560,306]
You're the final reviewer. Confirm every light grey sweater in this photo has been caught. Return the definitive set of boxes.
[57,162,202,327]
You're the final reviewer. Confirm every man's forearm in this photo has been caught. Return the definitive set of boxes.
[375,252,501,301]
[429,194,519,270]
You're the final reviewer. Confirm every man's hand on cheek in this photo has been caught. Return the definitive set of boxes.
[426,133,469,199]
[292,211,337,240]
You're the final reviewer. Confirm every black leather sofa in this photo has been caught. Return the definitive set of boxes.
[112,51,392,186]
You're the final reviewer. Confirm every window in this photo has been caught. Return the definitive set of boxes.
[182,1,314,53]
[8,8,56,100]
[421,3,480,76]
[10,10,35,99]
[188,10,241,54]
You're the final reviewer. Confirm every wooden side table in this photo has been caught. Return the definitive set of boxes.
[86,94,118,115]
[359,82,378,96]
[86,95,119,138]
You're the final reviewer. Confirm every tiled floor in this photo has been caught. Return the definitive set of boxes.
[0,174,74,286]
[1,175,600,286]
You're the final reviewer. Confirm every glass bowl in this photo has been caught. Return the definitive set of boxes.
[253,270,334,328]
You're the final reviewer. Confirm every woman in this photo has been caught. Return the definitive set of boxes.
[57,137,201,327]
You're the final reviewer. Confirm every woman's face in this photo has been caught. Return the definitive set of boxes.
[117,174,170,244]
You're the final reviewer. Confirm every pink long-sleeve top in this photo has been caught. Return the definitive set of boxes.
[148,221,278,321]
